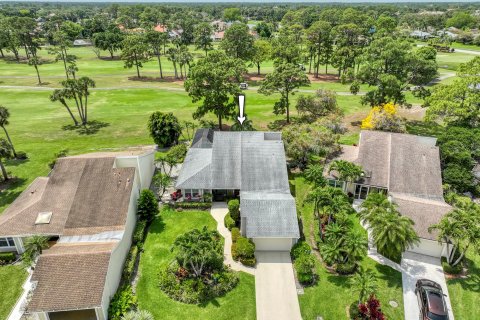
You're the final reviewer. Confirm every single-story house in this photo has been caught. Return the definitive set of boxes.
[410,30,432,39]
[153,24,167,33]
[0,148,155,320]
[212,31,225,41]
[176,129,300,251]
[325,130,452,258]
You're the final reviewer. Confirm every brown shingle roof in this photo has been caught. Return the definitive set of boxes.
[28,242,115,312]
[0,157,135,237]
[390,193,452,240]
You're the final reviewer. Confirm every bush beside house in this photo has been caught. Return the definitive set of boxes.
[232,237,256,267]
[290,241,317,285]
[0,252,16,265]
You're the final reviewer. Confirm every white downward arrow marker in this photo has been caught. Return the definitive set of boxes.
[237,94,246,125]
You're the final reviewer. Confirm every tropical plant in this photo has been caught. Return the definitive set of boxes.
[306,186,352,221]
[0,143,13,180]
[137,189,159,222]
[304,164,327,188]
[22,235,49,265]
[350,267,377,304]
[147,112,181,148]
[429,200,480,267]
[0,106,17,158]
[172,226,223,277]
[109,285,137,320]
[152,172,171,197]
[328,160,363,186]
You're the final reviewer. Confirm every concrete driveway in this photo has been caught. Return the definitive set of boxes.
[402,252,454,320]
[255,251,302,320]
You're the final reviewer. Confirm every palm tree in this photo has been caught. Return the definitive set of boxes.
[50,89,79,126]
[0,106,17,158]
[24,235,49,260]
[359,192,393,224]
[0,138,12,181]
[350,267,377,304]
[429,201,480,267]
[344,231,368,263]
[121,310,154,320]
[328,160,363,191]
[167,47,179,79]
[320,239,343,266]
[370,209,420,261]
[304,164,327,188]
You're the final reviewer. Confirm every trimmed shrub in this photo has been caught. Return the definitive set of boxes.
[174,202,212,210]
[122,246,139,283]
[335,261,357,275]
[291,241,311,260]
[232,236,256,266]
[228,199,240,222]
[137,189,159,221]
[224,213,235,230]
[15,151,28,160]
[108,285,137,320]
[0,252,16,265]
[133,220,147,246]
[441,257,463,275]
[294,254,316,284]
[231,227,240,243]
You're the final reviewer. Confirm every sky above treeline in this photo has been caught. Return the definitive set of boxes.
[3,0,480,3]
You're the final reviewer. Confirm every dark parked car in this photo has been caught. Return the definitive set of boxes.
[415,279,449,320]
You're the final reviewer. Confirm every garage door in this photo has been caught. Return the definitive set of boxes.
[48,309,97,320]
[253,238,294,251]
[407,239,444,258]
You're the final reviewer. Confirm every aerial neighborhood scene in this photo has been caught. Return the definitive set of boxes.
[0,1,480,320]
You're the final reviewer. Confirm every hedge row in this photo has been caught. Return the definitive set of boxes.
[174,202,212,210]
[0,252,16,265]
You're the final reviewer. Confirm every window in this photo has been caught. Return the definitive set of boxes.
[0,237,15,247]
[328,179,344,189]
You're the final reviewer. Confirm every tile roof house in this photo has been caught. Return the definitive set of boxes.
[326,130,452,258]
[176,129,300,251]
[0,149,155,320]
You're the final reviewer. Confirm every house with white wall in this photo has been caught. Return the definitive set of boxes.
[0,148,155,320]
[325,130,452,258]
[176,129,300,251]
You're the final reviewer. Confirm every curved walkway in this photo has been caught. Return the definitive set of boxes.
[210,202,255,275]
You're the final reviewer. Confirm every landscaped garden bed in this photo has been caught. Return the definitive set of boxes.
[136,208,256,320]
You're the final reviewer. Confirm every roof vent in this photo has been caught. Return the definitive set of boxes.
[35,211,52,225]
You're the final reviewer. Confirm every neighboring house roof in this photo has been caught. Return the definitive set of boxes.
[326,130,451,240]
[0,157,135,237]
[154,24,167,32]
[28,242,115,313]
[73,39,92,46]
[390,193,451,240]
[177,130,299,239]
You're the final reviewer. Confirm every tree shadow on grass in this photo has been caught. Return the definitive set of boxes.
[0,177,27,209]
[448,256,480,293]
[199,297,221,308]
[62,120,110,135]
[148,216,166,234]
[374,264,403,289]
[326,273,352,289]
[5,157,29,167]
[406,120,445,137]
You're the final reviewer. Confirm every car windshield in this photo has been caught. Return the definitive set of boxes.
[427,311,448,320]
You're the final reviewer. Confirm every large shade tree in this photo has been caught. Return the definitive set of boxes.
[184,51,246,130]
[220,23,254,61]
[147,112,181,148]
[258,62,310,123]
[121,35,150,78]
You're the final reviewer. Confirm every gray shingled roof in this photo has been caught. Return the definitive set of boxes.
[191,128,214,149]
[241,192,299,238]
[176,130,299,239]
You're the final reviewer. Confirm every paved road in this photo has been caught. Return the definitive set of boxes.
[401,252,454,320]
[210,202,255,275]
[255,251,302,320]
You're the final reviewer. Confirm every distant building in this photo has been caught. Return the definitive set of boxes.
[212,31,225,41]
[410,30,432,40]
[73,39,93,47]
[154,24,168,33]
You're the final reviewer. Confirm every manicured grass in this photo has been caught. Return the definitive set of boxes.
[0,265,28,320]
[292,176,404,320]
[136,208,256,320]
[447,250,480,319]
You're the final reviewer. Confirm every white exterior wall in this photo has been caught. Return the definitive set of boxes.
[99,181,140,319]
[115,151,155,191]
[407,238,448,258]
[253,238,296,251]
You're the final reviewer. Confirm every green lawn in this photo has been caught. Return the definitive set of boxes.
[0,265,28,320]
[446,251,480,319]
[292,176,404,320]
[136,208,256,320]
